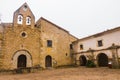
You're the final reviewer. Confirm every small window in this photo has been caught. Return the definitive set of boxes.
[26,16,31,25]
[70,44,73,49]
[80,44,83,50]
[98,40,103,47]
[47,40,52,47]
[21,32,26,37]
[23,5,27,11]
[66,53,68,56]
[21,32,27,38]
[17,15,23,24]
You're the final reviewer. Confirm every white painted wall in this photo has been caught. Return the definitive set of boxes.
[76,30,120,52]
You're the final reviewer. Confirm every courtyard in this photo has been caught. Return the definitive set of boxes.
[0,67,119,80]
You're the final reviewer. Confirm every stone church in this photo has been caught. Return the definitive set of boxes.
[0,3,77,70]
[0,3,120,71]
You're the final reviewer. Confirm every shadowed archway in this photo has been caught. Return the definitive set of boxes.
[12,50,32,69]
[97,53,108,67]
[79,55,87,66]
[17,54,27,68]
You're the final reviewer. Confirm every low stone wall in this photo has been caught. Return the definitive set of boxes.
[0,67,43,74]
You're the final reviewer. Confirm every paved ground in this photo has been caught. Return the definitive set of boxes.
[0,67,120,80]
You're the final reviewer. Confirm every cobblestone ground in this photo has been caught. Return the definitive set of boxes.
[0,67,120,80]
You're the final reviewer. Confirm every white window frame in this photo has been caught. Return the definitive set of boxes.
[17,15,23,24]
[26,16,31,25]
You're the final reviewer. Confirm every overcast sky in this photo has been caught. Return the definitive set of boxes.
[0,0,120,38]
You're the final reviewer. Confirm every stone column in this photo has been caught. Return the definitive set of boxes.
[109,44,120,68]
[88,48,95,61]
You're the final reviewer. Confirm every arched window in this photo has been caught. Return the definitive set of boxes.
[26,16,31,25]
[17,15,23,24]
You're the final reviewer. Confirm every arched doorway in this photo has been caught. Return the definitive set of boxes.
[97,53,108,67]
[17,55,27,68]
[79,55,87,66]
[45,55,52,67]
[12,50,32,69]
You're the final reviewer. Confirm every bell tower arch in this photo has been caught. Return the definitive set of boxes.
[13,3,35,28]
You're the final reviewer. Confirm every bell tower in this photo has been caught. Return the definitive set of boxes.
[13,3,35,28]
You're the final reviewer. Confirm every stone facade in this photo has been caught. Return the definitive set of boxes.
[0,3,77,70]
[72,27,120,68]
[1,2,119,70]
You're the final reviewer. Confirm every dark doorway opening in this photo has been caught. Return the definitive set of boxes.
[79,55,87,66]
[98,53,108,67]
[17,55,27,68]
[45,55,52,67]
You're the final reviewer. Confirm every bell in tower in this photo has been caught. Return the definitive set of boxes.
[13,3,35,28]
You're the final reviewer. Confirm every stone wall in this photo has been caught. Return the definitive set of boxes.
[0,3,77,70]
[2,26,41,70]
[38,18,77,68]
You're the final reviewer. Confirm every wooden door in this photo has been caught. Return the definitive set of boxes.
[17,55,27,68]
[45,55,52,67]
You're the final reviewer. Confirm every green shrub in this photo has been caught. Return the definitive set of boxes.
[86,60,96,68]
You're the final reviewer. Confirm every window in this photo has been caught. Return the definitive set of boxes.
[80,44,83,50]
[66,53,68,56]
[21,32,26,37]
[26,16,31,25]
[47,40,52,47]
[98,40,103,47]
[21,32,27,38]
[17,15,23,24]
[23,5,28,11]
[70,44,73,49]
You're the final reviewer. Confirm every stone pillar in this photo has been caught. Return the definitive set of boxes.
[88,48,95,61]
[87,48,97,67]
[70,50,76,65]
[75,54,80,66]
[109,44,120,68]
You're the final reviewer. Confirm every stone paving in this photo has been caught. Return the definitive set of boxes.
[0,67,120,80]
